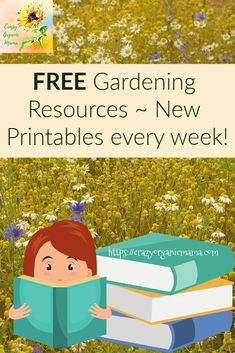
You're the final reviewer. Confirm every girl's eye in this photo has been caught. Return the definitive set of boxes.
[68,263,74,271]
[46,263,52,271]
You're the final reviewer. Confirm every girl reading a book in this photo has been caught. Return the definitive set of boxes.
[9,220,112,320]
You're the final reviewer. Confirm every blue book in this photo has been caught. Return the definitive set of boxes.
[97,233,234,294]
[14,275,106,348]
[99,310,232,352]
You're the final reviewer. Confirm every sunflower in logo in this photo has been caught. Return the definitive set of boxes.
[18,3,44,30]
[17,2,49,51]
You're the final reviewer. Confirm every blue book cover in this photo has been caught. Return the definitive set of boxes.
[97,233,234,294]
[99,310,233,352]
[14,275,106,348]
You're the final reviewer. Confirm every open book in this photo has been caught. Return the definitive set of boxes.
[14,275,106,348]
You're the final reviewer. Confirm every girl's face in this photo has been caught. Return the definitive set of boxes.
[34,241,92,283]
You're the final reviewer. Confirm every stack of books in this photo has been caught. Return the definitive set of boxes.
[97,233,234,352]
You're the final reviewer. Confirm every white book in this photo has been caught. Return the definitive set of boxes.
[107,278,233,323]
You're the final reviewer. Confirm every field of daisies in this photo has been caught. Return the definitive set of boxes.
[0,158,234,353]
[0,0,234,63]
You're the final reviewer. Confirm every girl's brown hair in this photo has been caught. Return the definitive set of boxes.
[23,220,97,276]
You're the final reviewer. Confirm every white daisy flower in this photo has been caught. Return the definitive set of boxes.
[212,230,225,238]
[158,38,168,46]
[163,191,178,202]
[26,229,37,237]
[212,203,225,213]
[81,194,95,204]
[130,23,141,34]
[15,240,22,248]
[155,202,167,211]
[23,240,30,247]
[76,36,85,47]
[16,221,30,231]
[30,213,38,220]
[53,23,66,35]
[89,228,98,238]
[62,199,70,204]
[174,39,184,50]
[151,33,159,42]
[53,3,63,16]
[121,36,131,44]
[120,44,133,58]
[83,165,90,174]
[166,204,179,212]
[87,33,97,44]
[202,195,215,205]
[99,31,110,43]
[196,224,203,229]
[71,345,78,353]
[160,25,167,31]
[72,183,86,191]
[194,20,206,28]
[57,32,69,44]
[218,195,232,204]
[222,33,231,41]
[101,57,113,64]
[68,41,81,54]
[43,214,58,221]
[79,342,87,352]
[170,22,181,30]
[63,199,78,206]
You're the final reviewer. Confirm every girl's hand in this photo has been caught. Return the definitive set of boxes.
[9,304,31,320]
[89,303,112,320]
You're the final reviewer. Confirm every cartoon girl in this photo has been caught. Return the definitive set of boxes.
[9,220,112,320]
